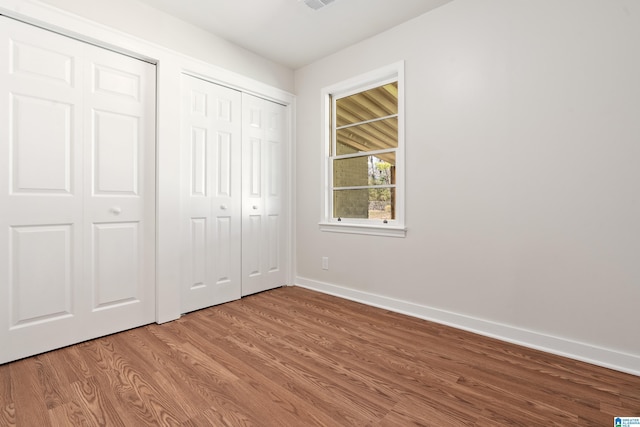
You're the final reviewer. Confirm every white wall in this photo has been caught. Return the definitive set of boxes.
[294,0,640,374]
[31,0,294,92]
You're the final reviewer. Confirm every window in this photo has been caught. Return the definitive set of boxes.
[320,62,406,237]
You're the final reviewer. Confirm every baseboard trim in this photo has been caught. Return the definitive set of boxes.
[295,276,640,377]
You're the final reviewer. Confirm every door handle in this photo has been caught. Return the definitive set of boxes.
[252,205,259,210]
[220,204,228,210]
[110,207,122,215]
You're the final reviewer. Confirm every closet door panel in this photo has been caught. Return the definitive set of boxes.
[242,101,265,294]
[11,95,73,193]
[216,131,233,197]
[189,217,209,290]
[10,37,74,84]
[0,17,84,363]
[214,216,233,284]
[82,43,156,333]
[212,129,236,287]
[186,121,211,294]
[92,222,140,309]
[191,127,208,196]
[266,126,284,276]
[10,225,74,325]
[241,94,288,296]
[181,75,242,313]
[92,110,139,194]
[245,214,263,278]
[0,17,156,364]
[267,214,281,273]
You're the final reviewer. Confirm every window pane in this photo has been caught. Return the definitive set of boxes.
[333,153,396,188]
[336,82,398,127]
[336,117,398,155]
[334,188,395,220]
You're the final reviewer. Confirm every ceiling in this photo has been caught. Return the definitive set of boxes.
[135,0,453,69]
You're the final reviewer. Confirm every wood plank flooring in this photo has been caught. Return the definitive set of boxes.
[1,286,638,426]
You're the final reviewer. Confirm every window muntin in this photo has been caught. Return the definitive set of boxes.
[335,117,398,155]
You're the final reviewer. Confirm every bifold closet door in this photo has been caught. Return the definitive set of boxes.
[181,75,242,313]
[241,93,288,296]
[179,78,287,313]
[0,17,156,364]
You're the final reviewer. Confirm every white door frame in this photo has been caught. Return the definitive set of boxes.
[0,0,296,325]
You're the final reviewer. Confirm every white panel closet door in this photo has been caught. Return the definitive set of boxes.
[241,93,288,296]
[82,35,156,335]
[181,75,242,313]
[0,17,156,364]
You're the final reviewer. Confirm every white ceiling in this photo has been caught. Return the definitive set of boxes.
[135,0,453,69]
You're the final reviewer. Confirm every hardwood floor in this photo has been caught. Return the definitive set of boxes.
[1,286,638,426]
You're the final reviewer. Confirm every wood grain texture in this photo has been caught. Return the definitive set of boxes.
[1,286,638,426]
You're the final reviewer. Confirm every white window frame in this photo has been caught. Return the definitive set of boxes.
[319,61,406,238]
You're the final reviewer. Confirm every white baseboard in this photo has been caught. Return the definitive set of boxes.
[295,276,640,377]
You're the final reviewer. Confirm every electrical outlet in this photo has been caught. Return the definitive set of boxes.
[322,256,329,270]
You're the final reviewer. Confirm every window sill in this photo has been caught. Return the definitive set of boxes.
[319,222,407,238]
